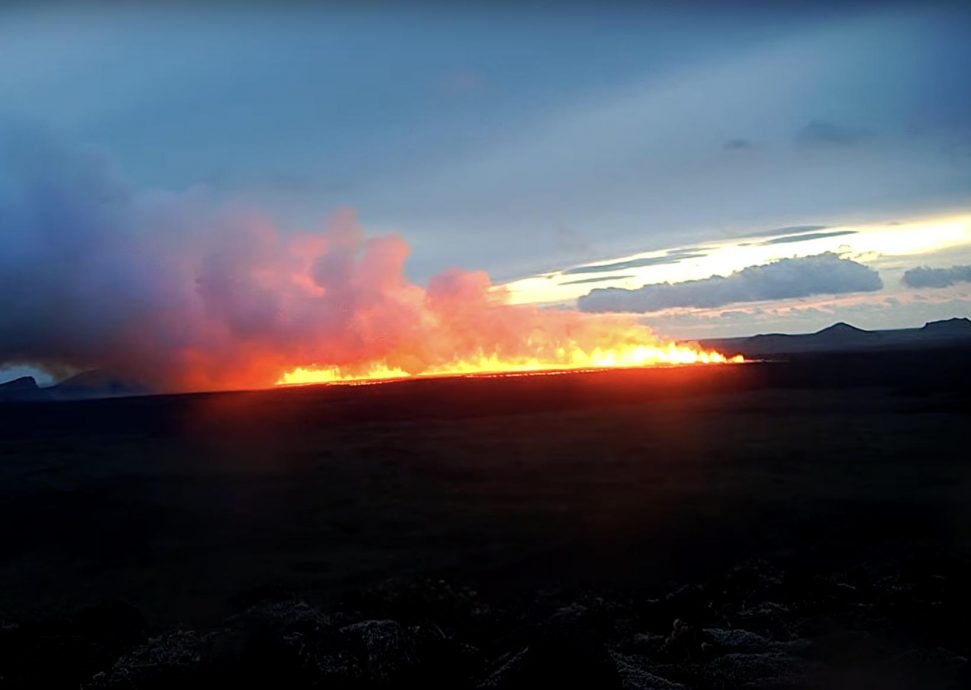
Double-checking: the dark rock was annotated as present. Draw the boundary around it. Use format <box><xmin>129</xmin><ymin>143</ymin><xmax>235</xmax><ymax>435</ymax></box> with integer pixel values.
<box><xmin>709</xmin><ymin>561</ymin><xmax>784</xmax><ymax>606</ymax></box>
<box><xmin>341</xmin><ymin>619</ymin><xmax>419</xmax><ymax>682</ymax></box>
<box><xmin>88</xmin><ymin>626</ymin><xmax>319</xmax><ymax>689</ymax></box>
<box><xmin>87</xmin><ymin>630</ymin><xmax>209</xmax><ymax>689</ymax></box>
<box><xmin>337</xmin><ymin>617</ymin><xmax>474</xmax><ymax>688</ymax></box>
<box><xmin>736</xmin><ymin>602</ymin><xmax>791</xmax><ymax>638</ymax></box>
<box><xmin>637</xmin><ymin>585</ymin><xmax>712</xmax><ymax>633</ymax></box>
<box><xmin>347</xmin><ymin>577</ymin><xmax>500</xmax><ymax>645</ymax></box>
<box><xmin>229</xmin><ymin>599</ymin><xmax>332</xmax><ymax>637</ymax></box>
<box><xmin>626</xmin><ymin>632</ymin><xmax>667</xmax><ymax>655</ymax></box>
<box><xmin>659</xmin><ymin>619</ymin><xmax>705</xmax><ymax>662</ymax></box>
<box><xmin>611</xmin><ymin>652</ymin><xmax>686</xmax><ymax>689</ymax></box>
<box><xmin>704</xmin><ymin>651</ymin><xmax>805</xmax><ymax>688</ymax></box>
<box><xmin>478</xmin><ymin>626</ymin><xmax>622</xmax><ymax>689</ymax></box>
<box><xmin>703</xmin><ymin>627</ymin><xmax>773</xmax><ymax>654</ymax></box>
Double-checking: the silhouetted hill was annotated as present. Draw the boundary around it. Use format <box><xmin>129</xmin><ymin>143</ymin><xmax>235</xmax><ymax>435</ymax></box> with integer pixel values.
<box><xmin>0</xmin><ymin>376</ymin><xmax>46</xmax><ymax>402</ymax></box>
<box><xmin>48</xmin><ymin>370</ymin><xmax>150</xmax><ymax>401</ymax></box>
<box><xmin>0</xmin><ymin>375</ymin><xmax>39</xmax><ymax>392</ymax></box>
<box><xmin>698</xmin><ymin>318</ymin><xmax>971</xmax><ymax>357</ymax></box>
<box><xmin>0</xmin><ymin>370</ymin><xmax>151</xmax><ymax>403</ymax></box>
<box><xmin>921</xmin><ymin>317</ymin><xmax>971</xmax><ymax>335</ymax></box>
<box><xmin>815</xmin><ymin>321</ymin><xmax>870</xmax><ymax>337</ymax></box>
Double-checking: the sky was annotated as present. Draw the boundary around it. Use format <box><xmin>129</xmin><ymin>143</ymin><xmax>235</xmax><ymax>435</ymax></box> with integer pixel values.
<box><xmin>1</xmin><ymin>1</ymin><xmax>971</xmax><ymax>385</ymax></box>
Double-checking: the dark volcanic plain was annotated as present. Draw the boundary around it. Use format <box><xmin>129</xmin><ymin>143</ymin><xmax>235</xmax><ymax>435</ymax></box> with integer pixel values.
<box><xmin>1</xmin><ymin>346</ymin><xmax>970</xmax><ymax>688</ymax></box>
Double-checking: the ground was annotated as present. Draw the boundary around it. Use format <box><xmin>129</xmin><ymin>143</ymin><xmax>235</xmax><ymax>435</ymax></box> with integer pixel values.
<box><xmin>1</xmin><ymin>348</ymin><xmax>969</xmax><ymax>687</ymax></box>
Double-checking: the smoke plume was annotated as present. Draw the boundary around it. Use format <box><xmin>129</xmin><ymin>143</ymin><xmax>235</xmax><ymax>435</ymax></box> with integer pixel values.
<box><xmin>0</xmin><ymin>128</ymin><xmax>690</xmax><ymax>391</ymax></box>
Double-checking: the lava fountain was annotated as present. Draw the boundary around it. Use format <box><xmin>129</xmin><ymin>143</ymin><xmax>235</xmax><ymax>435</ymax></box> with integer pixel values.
<box><xmin>278</xmin><ymin>337</ymin><xmax>739</xmax><ymax>386</ymax></box>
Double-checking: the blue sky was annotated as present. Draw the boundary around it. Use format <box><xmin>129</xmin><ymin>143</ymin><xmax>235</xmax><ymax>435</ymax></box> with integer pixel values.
<box><xmin>2</xmin><ymin>1</ymin><xmax>971</xmax><ymax>384</ymax></box>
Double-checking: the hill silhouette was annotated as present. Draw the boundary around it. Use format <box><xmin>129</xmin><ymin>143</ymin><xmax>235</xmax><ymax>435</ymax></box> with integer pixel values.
<box><xmin>47</xmin><ymin>370</ymin><xmax>150</xmax><ymax>401</ymax></box>
<box><xmin>921</xmin><ymin>317</ymin><xmax>971</xmax><ymax>335</ymax></box>
<box><xmin>699</xmin><ymin>318</ymin><xmax>971</xmax><ymax>357</ymax></box>
<box><xmin>0</xmin><ymin>375</ymin><xmax>39</xmax><ymax>392</ymax></box>
<box><xmin>0</xmin><ymin>370</ymin><xmax>150</xmax><ymax>402</ymax></box>
<box><xmin>0</xmin><ymin>376</ymin><xmax>45</xmax><ymax>402</ymax></box>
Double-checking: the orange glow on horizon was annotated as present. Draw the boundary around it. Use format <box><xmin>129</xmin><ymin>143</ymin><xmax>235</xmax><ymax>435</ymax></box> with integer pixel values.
<box><xmin>277</xmin><ymin>341</ymin><xmax>742</xmax><ymax>386</ymax></box>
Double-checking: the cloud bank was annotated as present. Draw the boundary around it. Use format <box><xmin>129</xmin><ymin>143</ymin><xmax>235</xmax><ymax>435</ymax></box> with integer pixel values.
<box><xmin>578</xmin><ymin>253</ymin><xmax>883</xmax><ymax>313</ymax></box>
<box><xmin>902</xmin><ymin>265</ymin><xmax>971</xmax><ymax>289</ymax></box>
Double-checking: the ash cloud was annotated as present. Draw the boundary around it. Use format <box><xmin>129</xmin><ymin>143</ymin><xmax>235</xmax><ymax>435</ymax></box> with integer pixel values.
<box><xmin>0</xmin><ymin>127</ymin><xmax>677</xmax><ymax>391</ymax></box>
<box><xmin>902</xmin><ymin>265</ymin><xmax>971</xmax><ymax>289</ymax></box>
<box><xmin>578</xmin><ymin>253</ymin><xmax>883</xmax><ymax>313</ymax></box>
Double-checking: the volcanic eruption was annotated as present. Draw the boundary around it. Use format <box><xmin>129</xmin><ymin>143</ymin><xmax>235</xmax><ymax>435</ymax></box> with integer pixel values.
<box><xmin>0</xmin><ymin>133</ymin><xmax>736</xmax><ymax>392</ymax></box>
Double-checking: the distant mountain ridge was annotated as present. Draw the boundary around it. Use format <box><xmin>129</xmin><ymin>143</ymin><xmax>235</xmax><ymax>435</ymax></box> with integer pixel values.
<box><xmin>0</xmin><ymin>370</ymin><xmax>150</xmax><ymax>403</ymax></box>
<box><xmin>698</xmin><ymin>318</ymin><xmax>971</xmax><ymax>357</ymax></box>
<box><xmin>48</xmin><ymin>370</ymin><xmax>150</xmax><ymax>401</ymax></box>
<box><xmin>921</xmin><ymin>317</ymin><xmax>971</xmax><ymax>334</ymax></box>
<box><xmin>0</xmin><ymin>375</ymin><xmax>40</xmax><ymax>392</ymax></box>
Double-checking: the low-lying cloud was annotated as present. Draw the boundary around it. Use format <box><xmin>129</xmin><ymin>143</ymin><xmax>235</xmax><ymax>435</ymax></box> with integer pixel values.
<box><xmin>902</xmin><ymin>265</ymin><xmax>971</xmax><ymax>289</ymax></box>
<box><xmin>578</xmin><ymin>253</ymin><xmax>883</xmax><ymax>313</ymax></box>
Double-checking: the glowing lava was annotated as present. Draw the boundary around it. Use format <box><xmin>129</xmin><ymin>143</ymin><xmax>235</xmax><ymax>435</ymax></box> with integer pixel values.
<box><xmin>278</xmin><ymin>341</ymin><xmax>741</xmax><ymax>386</ymax></box>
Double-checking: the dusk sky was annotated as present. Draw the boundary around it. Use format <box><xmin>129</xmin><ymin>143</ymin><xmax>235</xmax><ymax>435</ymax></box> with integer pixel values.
<box><xmin>2</xmin><ymin>1</ymin><xmax>971</xmax><ymax>385</ymax></box>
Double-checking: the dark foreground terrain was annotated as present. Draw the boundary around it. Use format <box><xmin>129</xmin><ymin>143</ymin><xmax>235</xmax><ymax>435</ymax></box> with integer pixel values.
<box><xmin>1</xmin><ymin>347</ymin><xmax>970</xmax><ymax>688</ymax></box>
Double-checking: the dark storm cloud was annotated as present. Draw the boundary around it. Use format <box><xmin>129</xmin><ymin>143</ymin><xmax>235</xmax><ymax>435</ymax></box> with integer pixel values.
<box><xmin>902</xmin><ymin>265</ymin><xmax>971</xmax><ymax>289</ymax></box>
<box><xmin>795</xmin><ymin>120</ymin><xmax>870</xmax><ymax>147</ymax></box>
<box><xmin>562</xmin><ymin>251</ymin><xmax>707</xmax><ymax>276</ymax></box>
<box><xmin>759</xmin><ymin>230</ymin><xmax>857</xmax><ymax>245</ymax></box>
<box><xmin>578</xmin><ymin>252</ymin><xmax>882</xmax><ymax>313</ymax></box>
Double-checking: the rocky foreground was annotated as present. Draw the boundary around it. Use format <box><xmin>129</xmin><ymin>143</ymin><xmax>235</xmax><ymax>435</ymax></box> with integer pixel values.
<box><xmin>2</xmin><ymin>552</ymin><xmax>969</xmax><ymax>689</ymax></box>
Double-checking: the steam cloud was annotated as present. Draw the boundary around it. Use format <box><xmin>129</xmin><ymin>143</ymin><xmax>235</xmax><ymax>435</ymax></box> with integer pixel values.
<box><xmin>0</xmin><ymin>128</ymin><xmax>677</xmax><ymax>391</ymax></box>
<box><xmin>578</xmin><ymin>252</ymin><xmax>883</xmax><ymax>313</ymax></box>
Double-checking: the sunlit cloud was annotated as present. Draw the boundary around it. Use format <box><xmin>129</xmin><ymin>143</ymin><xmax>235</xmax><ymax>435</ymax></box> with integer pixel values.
<box><xmin>502</xmin><ymin>212</ymin><xmax>971</xmax><ymax>306</ymax></box>
<box><xmin>578</xmin><ymin>253</ymin><xmax>882</xmax><ymax>313</ymax></box>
